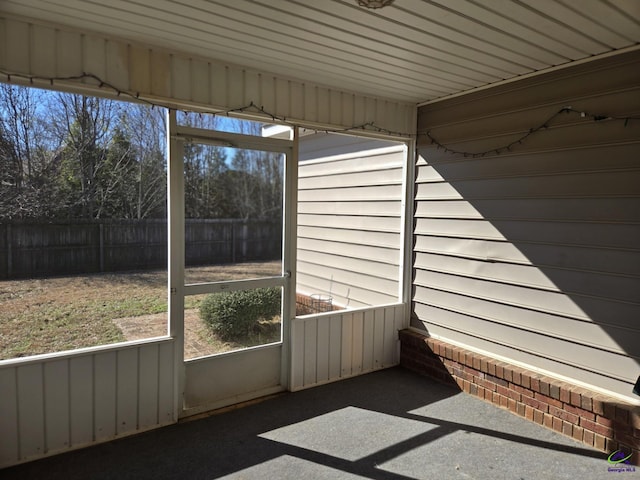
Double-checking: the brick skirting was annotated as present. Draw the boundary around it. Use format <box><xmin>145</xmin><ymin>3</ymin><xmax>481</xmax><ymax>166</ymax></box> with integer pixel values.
<box><xmin>399</xmin><ymin>329</ymin><xmax>640</xmax><ymax>465</ymax></box>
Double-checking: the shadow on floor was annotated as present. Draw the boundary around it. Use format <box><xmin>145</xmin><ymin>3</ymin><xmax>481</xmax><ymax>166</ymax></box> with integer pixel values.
<box><xmin>2</xmin><ymin>367</ymin><xmax>611</xmax><ymax>480</ymax></box>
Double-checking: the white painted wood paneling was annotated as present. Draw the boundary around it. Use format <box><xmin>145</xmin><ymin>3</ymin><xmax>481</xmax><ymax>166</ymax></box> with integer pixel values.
<box><xmin>183</xmin><ymin>344</ymin><xmax>283</xmax><ymax>415</ymax></box>
<box><xmin>16</xmin><ymin>364</ymin><xmax>45</xmax><ymax>461</ymax></box>
<box><xmin>0</xmin><ymin>15</ymin><xmax>415</xmax><ymax>134</ymax></box>
<box><xmin>413</xmin><ymin>50</ymin><xmax>640</xmax><ymax>401</ymax></box>
<box><xmin>0</xmin><ymin>339</ymin><xmax>176</xmax><ymax>468</ymax></box>
<box><xmin>69</xmin><ymin>356</ymin><xmax>93</xmax><ymax>447</ymax></box>
<box><xmin>43</xmin><ymin>360</ymin><xmax>70</xmax><ymax>454</ymax></box>
<box><xmin>94</xmin><ymin>352</ymin><xmax>117</xmax><ymax>442</ymax></box>
<box><xmin>297</xmin><ymin>142</ymin><xmax>405</xmax><ymax>308</ymax></box>
<box><xmin>0</xmin><ymin>368</ymin><xmax>19</xmax><ymax>463</ymax></box>
<box><xmin>291</xmin><ymin>303</ymin><xmax>405</xmax><ymax>391</ymax></box>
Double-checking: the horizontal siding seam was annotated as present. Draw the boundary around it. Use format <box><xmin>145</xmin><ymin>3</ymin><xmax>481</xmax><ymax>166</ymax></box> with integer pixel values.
<box><xmin>297</xmin><ymin>225</ymin><xmax>401</xmax><ymax>234</ymax></box>
<box><xmin>296</xmin><ymin>235</ymin><xmax>400</xmax><ymax>250</ymax></box>
<box><xmin>298</xmin><ymin>260</ymin><xmax>400</xmax><ymax>285</ymax></box>
<box><xmin>420</xmin><ymin>117</ymin><xmax>640</xmax><ymax>147</ymax></box>
<box><xmin>413</xmin><ymin>233</ymin><xmax>640</xmax><ymax>254</ymax></box>
<box><xmin>298</xmin><ymin>166</ymin><xmax>403</xmax><ymax>179</ymax></box>
<box><xmin>416</xmin><ymin>140</ymin><xmax>640</xmax><ymax>161</ymax></box>
<box><xmin>296</xmin><ymin>282</ymin><xmax>396</xmax><ymax>307</ymax></box>
<box><xmin>413</xmin><ymin>319</ymin><xmax>634</xmax><ymax>383</ymax></box>
<box><xmin>297</xmin><ymin>269</ymin><xmax>398</xmax><ymax>290</ymax></box>
<box><xmin>299</xmin><ymin>181</ymin><xmax>404</xmax><ymax>190</ymax></box>
<box><xmin>412</xmin><ymin>282</ymin><xmax>638</xmax><ymax>331</ymax></box>
<box><xmin>414</xmin><ymin>194</ymin><xmax>640</xmax><ymax>201</ymax></box>
<box><xmin>413</xmin><ymin>266</ymin><xmax>640</xmax><ymax>304</ymax></box>
<box><xmin>413</xmin><ymin>248</ymin><xmax>640</xmax><ymax>277</ymax></box>
<box><xmin>412</xmin><ymin>214</ymin><xmax>640</xmax><ymax>225</ymax></box>
<box><xmin>414</xmin><ymin>166</ymin><xmax>640</xmax><ymax>183</ymax></box>
<box><xmin>411</xmin><ymin>232</ymin><xmax>640</xmax><ymax>251</ymax></box>
<box><xmin>297</xmin><ymin>241</ymin><xmax>400</xmax><ymax>253</ymax></box>
<box><xmin>418</xmin><ymin>84</ymin><xmax>640</xmax><ymax>130</ymax></box>
<box><xmin>414</xmin><ymin>301</ymin><xmax>637</xmax><ymax>360</ymax></box>
<box><xmin>297</xmin><ymin>249</ymin><xmax>400</xmax><ymax>267</ymax></box>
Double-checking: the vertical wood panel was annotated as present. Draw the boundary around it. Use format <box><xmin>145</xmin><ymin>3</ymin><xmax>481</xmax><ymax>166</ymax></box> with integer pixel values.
<box><xmin>5</xmin><ymin>19</ymin><xmax>29</xmax><ymax>73</ymax></box>
<box><xmin>69</xmin><ymin>356</ymin><xmax>93</xmax><ymax>446</ymax></box>
<box><xmin>17</xmin><ymin>364</ymin><xmax>45</xmax><ymax>459</ymax></box>
<box><xmin>373</xmin><ymin>308</ymin><xmax>385</xmax><ymax>370</ymax></box>
<box><xmin>303</xmin><ymin>318</ymin><xmax>318</xmax><ymax>386</ymax></box>
<box><xmin>353</xmin><ymin>95</ymin><xmax>366</xmax><ymax>128</ymax></box>
<box><xmin>290</xmin><ymin>82</ymin><xmax>304</xmax><ymax>120</ymax></box>
<box><xmin>275</xmin><ymin>78</ymin><xmax>290</xmax><ymax>118</ymax></box>
<box><xmin>291</xmin><ymin>319</ymin><xmax>305</xmax><ymax>389</ymax></box>
<box><xmin>351</xmin><ymin>311</ymin><xmax>364</xmax><ymax>375</ymax></box>
<box><xmin>0</xmin><ymin>18</ymin><xmax>7</xmax><ymax>70</ymax></box>
<box><xmin>341</xmin><ymin>93</ymin><xmax>355</xmax><ymax>128</ymax></box>
<box><xmin>304</xmin><ymin>85</ymin><xmax>317</xmax><ymax>123</ymax></box>
<box><xmin>105</xmin><ymin>40</ymin><xmax>129</xmax><ymax>89</ymax></box>
<box><xmin>138</xmin><ymin>344</ymin><xmax>159</xmax><ymax>430</ymax></box>
<box><xmin>43</xmin><ymin>360</ymin><xmax>70</xmax><ymax>453</ymax></box>
<box><xmin>129</xmin><ymin>45</ymin><xmax>150</xmax><ymax>95</ymax></box>
<box><xmin>116</xmin><ymin>348</ymin><xmax>138</xmax><ymax>434</ymax></box>
<box><xmin>82</xmin><ymin>35</ymin><xmax>107</xmax><ymax>81</ymax></box>
<box><xmin>150</xmin><ymin>50</ymin><xmax>171</xmax><ymax>98</ymax></box>
<box><xmin>383</xmin><ymin>306</ymin><xmax>397</xmax><ymax>366</ymax></box>
<box><xmin>316</xmin><ymin>316</ymin><xmax>330</xmax><ymax>383</ymax></box>
<box><xmin>171</xmin><ymin>55</ymin><xmax>191</xmax><ymax>101</ymax></box>
<box><xmin>316</xmin><ymin>87</ymin><xmax>330</xmax><ymax>123</ymax></box>
<box><xmin>328</xmin><ymin>314</ymin><xmax>342</xmax><ymax>380</ymax></box>
<box><xmin>228</xmin><ymin>66</ymin><xmax>245</xmax><ymax>107</ymax></box>
<box><xmin>56</xmin><ymin>30</ymin><xmax>82</xmax><ymax>77</ymax></box>
<box><xmin>0</xmin><ymin>367</ymin><xmax>19</xmax><ymax>466</ymax></box>
<box><xmin>244</xmin><ymin>69</ymin><xmax>260</xmax><ymax>106</ymax></box>
<box><xmin>94</xmin><ymin>351</ymin><xmax>117</xmax><ymax>442</ymax></box>
<box><xmin>31</xmin><ymin>25</ymin><xmax>55</xmax><ymax>77</ymax></box>
<box><xmin>210</xmin><ymin>64</ymin><xmax>228</xmax><ymax>107</ymax></box>
<box><xmin>157</xmin><ymin>341</ymin><xmax>175</xmax><ymax>424</ymax></box>
<box><xmin>362</xmin><ymin>309</ymin><xmax>375</xmax><ymax>372</ymax></box>
<box><xmin>260</xmin><ymin>74</ymin><xmax>275</xmax><ymax>113</ymax></box>
<box><xmin>330</xmin><ymin>90</ymin><xmax>342</xmax><ymax>126</ymax></box>
<box><xmin>340</xmin><ymin>312</ymin><xmax>353</xmax><ymax>377</ymax></box>
<box><xmin>191</xmin><ymin>58</ymin><xmax>210</xmax><ymax>104</ymax></box>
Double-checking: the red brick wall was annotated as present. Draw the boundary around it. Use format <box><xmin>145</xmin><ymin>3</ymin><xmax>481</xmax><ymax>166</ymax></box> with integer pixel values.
<box><xmin>400</xmin><ymin>329</ymin><xmax>640</xmax><ymax>465</ymax></box>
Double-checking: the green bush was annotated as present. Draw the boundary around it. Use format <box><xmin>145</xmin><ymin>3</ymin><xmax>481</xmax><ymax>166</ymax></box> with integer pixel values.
<box><xmin>200</xmin><ymin>287</ymin><xmax>281</xmax><ymax>340</ymax></box>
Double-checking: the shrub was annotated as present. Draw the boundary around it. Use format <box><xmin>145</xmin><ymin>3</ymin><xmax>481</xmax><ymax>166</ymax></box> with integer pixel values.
<box><xmin>200</xmin><ymin>287</ymin><xmax>281</xmax><ymax>340</ymax></box>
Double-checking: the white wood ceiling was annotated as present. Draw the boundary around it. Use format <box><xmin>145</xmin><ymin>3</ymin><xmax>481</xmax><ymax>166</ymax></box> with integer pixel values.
<box><xmin>2</xmin><ymin>0</ymin><xmax>639</xmax><ymax>104</ymax></box>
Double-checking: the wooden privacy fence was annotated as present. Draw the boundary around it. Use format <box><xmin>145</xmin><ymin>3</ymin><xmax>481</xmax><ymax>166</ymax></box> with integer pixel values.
<box><xmin>0</xmin><ymin>219</ymin><xmax>281</xmax><ymax>279</ymax></box>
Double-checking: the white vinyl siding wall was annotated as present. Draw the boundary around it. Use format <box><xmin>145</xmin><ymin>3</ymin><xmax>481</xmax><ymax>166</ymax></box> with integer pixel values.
<box><xmin>297</xmin><ymin>145</ymin><xmax>405</xmax><ymax>308</ymax></box>
<box><xmin>413</xmin><ymin>50</ymin><xmax>640</xmax><ymax>401</ymax></box>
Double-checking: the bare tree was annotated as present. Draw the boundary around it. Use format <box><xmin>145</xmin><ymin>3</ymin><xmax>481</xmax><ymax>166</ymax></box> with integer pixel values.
<box><xmin>119</xmin><ymin>105</ymin><xmax>167</xmax><ymax>218</ymax></box>
<box><xmin>0</xmin><ymin>84</ymin><xmax>61</xmax><ymax>219</ymax></box>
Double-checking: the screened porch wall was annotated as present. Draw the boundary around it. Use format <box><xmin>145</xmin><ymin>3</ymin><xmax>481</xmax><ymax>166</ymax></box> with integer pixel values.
<box><xmin>412</xmin><ymin>50</ymin><xmax>640</xmax><ymax>401</ymax></box>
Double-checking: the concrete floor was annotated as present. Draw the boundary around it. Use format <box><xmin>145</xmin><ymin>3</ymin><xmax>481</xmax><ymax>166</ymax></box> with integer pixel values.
<box><xmin>1</xmin><ymin>367</ymin><xmax>616</xmax><ymax>480</ymax></box>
